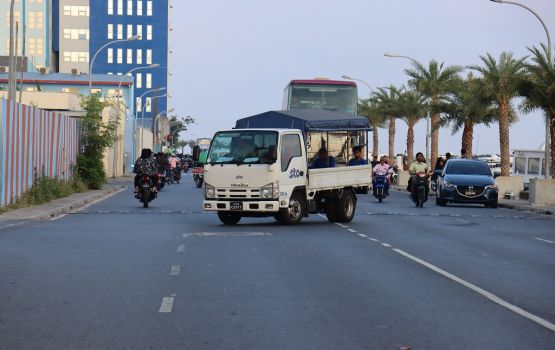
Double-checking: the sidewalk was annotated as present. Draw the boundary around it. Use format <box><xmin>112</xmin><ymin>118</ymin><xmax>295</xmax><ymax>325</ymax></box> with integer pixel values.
<box><xmin>390</xmin><ymin>185</ymin><xmax>554</xmax><ymax>216</ymax></box>
<box><xmin>0</xmin><ymin>177</ymin><xmax>130</xmax><ymax>221</ymax></box>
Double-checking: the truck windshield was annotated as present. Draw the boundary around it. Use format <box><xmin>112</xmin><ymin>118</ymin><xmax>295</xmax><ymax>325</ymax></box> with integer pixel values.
<box><xmin>207</xmin><ymin>131</ymin><xmax>278</xmax><ymax>165</ymax></box>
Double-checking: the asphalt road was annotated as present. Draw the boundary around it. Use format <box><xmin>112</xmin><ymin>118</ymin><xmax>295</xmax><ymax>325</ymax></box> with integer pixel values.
<box><xmin>1</xmin><ymin>173</ymin><xmax>554</xmax><ymax>349</ymax></box>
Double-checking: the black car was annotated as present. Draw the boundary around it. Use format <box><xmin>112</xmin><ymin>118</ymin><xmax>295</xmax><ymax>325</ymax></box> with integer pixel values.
<box><xmin>436</xmin><ymin>159</ymin><xmax>498</xmax><ymax>208</ymax></box>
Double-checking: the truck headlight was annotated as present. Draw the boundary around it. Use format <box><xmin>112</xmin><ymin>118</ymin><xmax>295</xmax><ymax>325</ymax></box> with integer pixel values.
<box><xmin>205</xmin><ymin>184</ymin><xmax>215</xmax><ymax>198</ymax></box>
<box><xmin>261</xmin><ymin>181</ymin><xmax>279</xmax><ymax>199</ymax></box>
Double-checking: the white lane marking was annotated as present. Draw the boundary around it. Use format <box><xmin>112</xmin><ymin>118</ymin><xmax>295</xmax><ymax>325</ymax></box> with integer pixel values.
<box><xmin>183</xmin><ymin>232</ymin><xmax>271</xmax><ymax>237</ymax></box>
<box><xmin>534</xmin><ymin>237</ymin><xmax>555</xmax><ymax>244</ymax></box>
<box><xmin>392</xmin><ymin>248</ymin><xmax>555</xmax><ymax>333</ymax></box>
<box><xmin>159</xmin><ymin>296</ymin><xmax>175</xmax><ymax>313</ymax></box>
<box><xmin>336</xmin><ymin>223</ymin><xmax>349</xmax><ymax>228</ymax></box>
<box><xmin>170</xmin><ymin>266</ymin><xmax>181</xmax><ymax>276</ymax></box>
<box><xmin>368</xmin><ymin>238</ymin><xmax>379</xmax><ymax>242</ymax></box>
<box><xmin>0</xmin><ymin>222</ymin><xmax>25</xmax><ymax>231</ymax></box>
<box><xmin>348</xmin><ymin>229</ymin><xmax>357</xmax><ymax>233</ymax></box>
<box><xmin>177</xmin><ymin>245</ymin><xmax>186</xmax><ymax>252</ymax></box>
<box><xmin>72</xmin><ymin>187</ymin><xmax>126</xmax><ymax>213</ymax></box>
<box><xmin>358</xmin><ymin>233</ymin><xmax>368</xmax><ymax>238</ymax></box>
<box><xmin>381</xmin><ymin>243</ymin><xmax>392</xmax><ymax>247</ymax></box>
<box><xmin>457</xmin><ymin>219</ymin><xmax>470</xmax><ymax>224</ymax></box>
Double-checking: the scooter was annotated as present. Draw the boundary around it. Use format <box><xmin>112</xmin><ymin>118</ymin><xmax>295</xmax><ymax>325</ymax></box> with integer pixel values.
<box><xmin>373</xmin><ymin>173</ymin><xmax>388</xmax><ymax>203</ymax></box>
<box><xmin>136</xmin><ymin>174</ymin><xmax>157</xmax><ymax>208</ymax></box>
<box><xmin>412</xmin><ymin>173</ymin><xmax>429</xmax><ymax>208</ymax></box>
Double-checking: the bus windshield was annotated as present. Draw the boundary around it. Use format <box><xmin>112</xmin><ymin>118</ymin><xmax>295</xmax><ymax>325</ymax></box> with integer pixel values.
<box><xmin>207</xmin><ymin>131</ymin><xmax>278</xmax><ymax>165</ymax></box>
<box><xmin>285</xmin><ymin>82</ymin><xmax>357</xmax><ymax>114</ymax></box>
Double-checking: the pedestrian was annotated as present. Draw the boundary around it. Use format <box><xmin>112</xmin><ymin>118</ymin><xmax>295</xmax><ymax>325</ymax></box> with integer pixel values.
<box><xmin>431</xmin><ymin>157</ymin><xmax>445</xmax><ymax>182</ymax></box>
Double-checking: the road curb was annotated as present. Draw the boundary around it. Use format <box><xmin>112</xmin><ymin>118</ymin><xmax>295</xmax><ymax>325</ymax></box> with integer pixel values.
<box><xmin>497</xmin><ymin>202</ymin><xmax>553</xmax><ymax>216</ymax></box>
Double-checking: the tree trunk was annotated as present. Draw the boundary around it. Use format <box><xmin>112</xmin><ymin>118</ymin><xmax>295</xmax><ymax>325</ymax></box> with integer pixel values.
<box><xmin>461</xmin><ymin>120</ymin><xmax>474</xmax><ymax>159</ymax></box>
<box><xmin>388</xmin><ymin>116</ymin><xmax>395</xmax><ymax>161</ymax></box>
<box><xmin>431</xmin><ymin>112</ymin><xmax>439</xmax><ymax>170</ymax></box>
<box><xmin>373</xmin><ymin>128</ymin><xmax>379</xmax><ymax>160</ymax></box>
<box><xmin>499</xmin><ymin>101</ymin><xmax>511</xmax><ymax>176</ymax></box>
<box><xmin>406</xmin><ymin>121</ymin><xmax>415</xmax><ymax>167</ymax></box>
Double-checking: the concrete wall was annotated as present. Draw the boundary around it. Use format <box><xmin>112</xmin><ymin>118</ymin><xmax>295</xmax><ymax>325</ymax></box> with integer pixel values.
<box><xmin>0</xmin><ymin>90</ymin><xmax>80</xmax><ymax>110</ymax></box>
<box><xmin>529</xmin><ymin>179</ymin><xmax>555</xmax><ymax>206</ymax></box>
<box><xmin>496</xmin><ymin>176</ymin><xmax>524</xmax><ymax>199</ymax></box>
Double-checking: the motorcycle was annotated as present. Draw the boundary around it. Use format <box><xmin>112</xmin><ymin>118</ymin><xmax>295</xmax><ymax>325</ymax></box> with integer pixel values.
<box><xmin>136</xmin><ymin>174</ymin><xmax>157</xmax><ymax>208</ymax></box>
<box><xmin>182</xmin><ymin>161</ymin><xmax>189</xmax><ymax>173</ymax></box>
<box><xmin>412</xmin><ymin>173</ymin><xmax>429</xmax><ymax>208</ymax></box>
<box><xmin>156</xmin><ymin>171</ymin><xmax>166</xmax><ymax>191</ymax></box>
<box><xmin>172</xmin><ymin>166</ymin><xmax>181</xmax><ymax>184</ymax></box>
<box><xmin>373</xmin><ymin>173</ymin><xmax>388</xmax><ymax>203</ymax></box>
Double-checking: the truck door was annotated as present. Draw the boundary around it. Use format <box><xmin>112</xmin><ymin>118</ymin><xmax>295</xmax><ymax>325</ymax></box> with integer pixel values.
<box><xmin>279</xmin><ymin>133</ymin><xmax>307</xmax><ymax>197</ymax></box>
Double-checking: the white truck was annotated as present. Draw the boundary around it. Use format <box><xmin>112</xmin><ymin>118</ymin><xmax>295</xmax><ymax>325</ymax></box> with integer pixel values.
<box><xmin>198</xmin><ymin>110</ymin><xmax>372</xmax><ymax>225</ymax></box>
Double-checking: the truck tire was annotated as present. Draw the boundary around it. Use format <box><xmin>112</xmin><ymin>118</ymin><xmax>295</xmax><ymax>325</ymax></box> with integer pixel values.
<box><xmin>217</xmin><ymin>211</ymin><xmax>241</xmax><ymax>225</ymax></box>
<box><xmin>336</xmin><ymin>190</ymin><xmax>356</xmax><ymax>223</ymax></box>
<box><xmin>325</xmin><ymin>199</ymin><xmax>338</xmax><ymax>222</ymax></box>
<box><xmin>277</xmin><ymin>192</ymin><xmax>305</xmax><ymax>225</ymax></box>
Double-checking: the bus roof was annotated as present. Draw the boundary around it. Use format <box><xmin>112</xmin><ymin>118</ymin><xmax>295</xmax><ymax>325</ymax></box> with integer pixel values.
<box><xmin>288</xmin><ymin>79</ymin><xmax>357</xmax><ymax>87</ymax></box>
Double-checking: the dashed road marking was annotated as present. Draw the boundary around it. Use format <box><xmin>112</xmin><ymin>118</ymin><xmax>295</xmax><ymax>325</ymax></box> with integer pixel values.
<box><xmin>348</xmin><ymin>229</ymin><xmax>357</xmax><ymax>233</ymax></box>
<box><xmin>177</xmin><ymin>245</ymin><xmax>186</xmax><ymax>252</ymax></box>
<box><xmin>336</xmin><ymin>223</ymin><xmax>349</xmax><ymax>228</ymax></box>
<box><xmin>392</xmin><ymin>248</ymin><xmax>555</xmax><ymax>333</ymax></box>
<box><xmin>534</xmin><ymin>237</ymin><xmax>555</xmax><ymax>244</ymax></box>
<box><xmin>170</xmin><ymin>266</ymin><xmax>181</xmax><ymax>276</ymax></box>
<box><xmin>358</xmin><ymin>233</ymin><xmax>368</xmax><ymax>238</ymax></box>
<box><xmin>159</xmin><ymin>296</ymin><xmax>175</xmax><ymax>313</ymax></box>
<box><xmin>456</xmin><ymin>219</ymin><xmax>470</xmax><ymax>224</ymax></box>
<box><xmin>368</xmin><ymin>238</ymin><xmax>379</xmax><ymax>242</ymax></box>
<box><xmin>381</xmin><ymin>243</ymin><xmax>392</xmax><ymax>248</ymax></box>
<box><xmin>183</xmin><ymin>232</ymin><xmax>272</xmax><ymax>237</ymax></box>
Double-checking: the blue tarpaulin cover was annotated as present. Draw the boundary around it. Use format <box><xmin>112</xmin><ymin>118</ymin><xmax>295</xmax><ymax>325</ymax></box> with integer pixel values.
<box><xmin>234</xmin><ymin>110</ymin><xmax>371</xmax><ymax>132</ymax></box>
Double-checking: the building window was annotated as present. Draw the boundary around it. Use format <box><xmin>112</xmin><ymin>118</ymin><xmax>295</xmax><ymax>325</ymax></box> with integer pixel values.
<box><xmin>528</xmin><ymin>158</ymin><xmax>540</xmax><ymax>175</ymax></box>
<box><xmin>108</xmin><ymin>0</ymin><xmax>113</xmax><ymax>15</ymax></box>
<box><xmin>136</xmin><ymin>25</ymin><xmax>143</xmax><ymax>40</ymax></box>
<box><xmin>28</xmin><ymin>38</ymin><xmax>43</xmax><ymax>55</ymax></box>
<box><xmin>136</xmin><ymin>97</ymin><xmax>141</xmax><ymax>112</ymax></box>
<box><xmin>78</xmin><ymin>52</ymin><xmax>89</xmax><ymax>62</ymax></box>
<box><xmin>137</xmin><ymin>0</ymin><xmax>143</xmax><ymax>16</ymax></box>
<box><xmin>107</xmin><ymin>24</ymin><xmax>113</xmax><ymax>39</ymax></box>
<box><xmin>117</xmin><ymin>24</ymin><xmax>123</xmax><ymax>39</ymax></box>
<box><xmin>117</xmin><ymin>0</ymin><xmax>123</xmax><ymax>15</ymax></box>
<box><xmin>6</xmin><ymin>11</ymin><xmax>21</xmax><ymax>27</ymax></box>
<box><xmin>64</xmin><ymin>29</ymin><xmax>90</xmax><ymax>40</ymax></box>
<box><xmin>117</xmin><ymin>48</ymin><xmax>123</xmax><ymax>64</ymax></box>
<box><xmin>127</xmin><ymin>49</ymin><xmax>133</xmax><ymax>64</ymax></box>
<box><xmin>146</xmin><ymin>73</ymin><xmax>152</xmax><ymax>88</ymax></box>
<box><xmin>107</xmin><ymin>48</ymin><xmax>114</xmax><ymax>63</ymax></box>
<box><xmin>146</xmin><ymin>25</ymin><xmax>152</xmax><ymax>40</ymax></box>
<box><xmin>127</xmin><ymin>24</ymin><xmax>133</xmax><ymax>39</ymax></box>
<box><xmin>63</xmin><ymin>51</ymin><xmax>89</xmax><ymax>62</ymax></box>
<box><xmin>136</xmin><ymin>73</ymin><xmax>142</xmax><ymax>88</ymax></box>
<box><xmin>146</xmin><ymin>49</ymin><xmax>152</xmax><ymax>64</ymax></box>
<box><xmin>146</xmin><ymin>97</ymin><xmax>152</xmax><ymax>112</ymax></box>
<box><xmin>91</xmin><ymin>88</ymin><xmax>102</xmax><ymax>95</ymax></box>
<box><xmin>5</xmin><ymin>37</ymin><xmax>22</xmax><ymax>55</ymax></box>
<box><xmin>146</xmin><ymin>1</ymin><xmax>152</xmax><ymax>16</ymax></box>
<box><xmin>136</xmin><ymin>49</ymin><xmax>142</xmax><ymax>64</ymax></box>
<box><xmin>63</xmin><ymin>6</ymin><xmax>89</xmax><ymax>17</ymax></box>
<box><xmin>127</xmin><ymin>0</ymin><xmax>133</xmax><ymax>15</ymax></box>
<box><xmin>28</xmin><ymin>12</ymin><xmax>43</xmax><ymax>29</ymax></box>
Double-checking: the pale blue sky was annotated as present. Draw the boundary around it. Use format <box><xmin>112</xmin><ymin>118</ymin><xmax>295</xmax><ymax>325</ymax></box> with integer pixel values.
<box><xmin>169</xmin><ymin>0</ymin><xmax>554</xmax><ymax>155</ymax></box>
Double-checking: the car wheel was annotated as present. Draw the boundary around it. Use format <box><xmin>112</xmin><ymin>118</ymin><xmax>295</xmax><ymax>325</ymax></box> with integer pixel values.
<box><xmin>278</xmin><ymin>192</ymin><xmax>305</xmax><ymax>225</ymax></box>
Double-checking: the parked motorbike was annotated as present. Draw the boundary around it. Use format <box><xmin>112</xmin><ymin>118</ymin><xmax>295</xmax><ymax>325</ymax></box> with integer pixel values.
<box><xmin>373</xmin><ymin>173</ymin><xmax>388</xmax><ymax>203</ymax></box>
<box><xmin>136</xmin><ymin>174</ymin><xmax>157</xmax><ymax>208</ymax></box>
<box><xmin>412</xmin><ymin>173</ymin><xmax>429</xmax><ymax>208</ymax></box>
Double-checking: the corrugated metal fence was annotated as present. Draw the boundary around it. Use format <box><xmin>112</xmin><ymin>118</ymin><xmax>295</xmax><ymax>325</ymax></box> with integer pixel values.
<box><xmin>0</xmin><ymin>99</ymin><xmax>79</xmax><ymax>207</ymax></box>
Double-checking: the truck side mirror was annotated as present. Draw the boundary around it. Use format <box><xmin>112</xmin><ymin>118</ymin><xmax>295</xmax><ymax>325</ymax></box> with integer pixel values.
<box><xmin>192</xmin><ymin>145</ymin><xmax>200</xmax><ymax>161</ymax></box>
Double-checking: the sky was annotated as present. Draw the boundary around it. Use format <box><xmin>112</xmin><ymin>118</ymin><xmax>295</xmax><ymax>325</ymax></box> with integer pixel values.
<box><xmin>168</xmin><ymin>0</ymin><xmax>554</xmax><ymax>156</ymax></box>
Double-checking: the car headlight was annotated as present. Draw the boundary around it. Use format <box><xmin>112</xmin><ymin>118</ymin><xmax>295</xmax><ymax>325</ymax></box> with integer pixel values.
<box><xmin>261</xmin><ymin>181</ymin><xmax>279</xmax><ymax>199</ymax></box>
<box><xmin>486</xmin><ymin>183</ymin><xmax>498</xmax><ymax>190</ymax></box>
<box><xmin>443</xmin><ymin>180</ymin><xmax>456</xmax><ymax>189</ymax></box>
<box><xmin>204</xmin><ymin>183</ymin><xmax>215</xmax><ymax>198</ymax></box>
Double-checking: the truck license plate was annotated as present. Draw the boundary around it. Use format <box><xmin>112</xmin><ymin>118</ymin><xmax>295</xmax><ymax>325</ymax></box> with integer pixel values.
<box><xmin>230</xmin><ymin>201</ymin><xmax>243</xmax><ymax>211</ymax></box>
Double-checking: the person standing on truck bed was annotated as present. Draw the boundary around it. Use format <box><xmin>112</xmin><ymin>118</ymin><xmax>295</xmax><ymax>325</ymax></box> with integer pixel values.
<box><xmin>348</xmin><ymin>146</ymin><xmax>368</xmax><ymax>166</ymax></box>
<box><xmin>310</xmin><ymin>147</ymin><xmax>336</xmax><ymax>169</ymax></box>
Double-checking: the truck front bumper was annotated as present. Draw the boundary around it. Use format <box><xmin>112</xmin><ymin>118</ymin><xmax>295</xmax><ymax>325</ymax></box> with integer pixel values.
<box><xmin>203</xmin><ymin>200</ymin><xmax>280</xmax><ymax>212</ymax></box>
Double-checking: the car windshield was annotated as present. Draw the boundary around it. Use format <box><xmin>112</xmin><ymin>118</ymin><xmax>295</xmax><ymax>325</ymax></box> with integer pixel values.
<box><xmin>445</xmin><ymin>161</ymin><xmax>492</xmax><ymax>176</ymax></box>
<box><xmin>207</xmin><ymin>131</ymin><xmax>278</xmax><ymax>165</ymax></box>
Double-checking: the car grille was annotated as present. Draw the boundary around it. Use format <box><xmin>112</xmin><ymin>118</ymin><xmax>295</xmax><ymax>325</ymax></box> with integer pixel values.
<box><xmin>456</xmin><ymin>186</ymin><xmax>486</xmax><ymax>198</ymax></box>
<box><xmin>216</xmin><ymin>188</ymin><xmax>260</xmax><ymax>200</ymax></box>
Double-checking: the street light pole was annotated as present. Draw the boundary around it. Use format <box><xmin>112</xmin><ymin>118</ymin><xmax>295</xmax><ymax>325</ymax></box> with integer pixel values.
<box><xmin>489</xmin><ymin>0</ymin><xmax>552</xmax><ymax>178</ymax></box>
<box><xmin>7</xmin><ymin>0</ymin><xmax>16</xmax><ymax>101</ymax></box>
<box><xmin>140</xmin><ymin>93</ymin><xmax>167</xmax><ymax>150</ymax></box>
<box><xmin>342</xmin><ymin>75</ymin><xmax>373</xmax><ymax>160</ymax></box>
<box><xmin>152</xmin><ymin>108</ymin><xmax>175</xmax><ymax>144</ymax></box>
<box><xmin>133</xmin><ymin>87</ymin><xmax>166</xmax><ymax>162</ymax></box>
<box><xmin>384</xmin><ymin>52</ymin><xmax>432</xmax><ymax>166</ymax></box>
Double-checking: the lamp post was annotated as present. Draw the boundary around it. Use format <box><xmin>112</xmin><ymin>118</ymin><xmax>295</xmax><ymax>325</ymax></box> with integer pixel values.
<box><xmin>140</xmin><ymin>93</ymin><xmax>167</xmax><ymax>150</ymax></box>
<box><xmin>153</xmin><ymin>108</ymin><xmax>175</xmax><ymax>145</ymax></box>
<box><xmin>384</xmin><ymin>52</ymin><xmax>432</xmax><ymax>166</ymax></box>
<box><xmin>133</xmin><ymin>87</ymin><xmax>166</xmax><ymax>161</ymax></box>
<box><xmin>88</xmin><ymin>34</ymin><xmax>141</xmax><ymax>93</ymax></box>
<box><xmin>341</xmin><ymin>75</ymin><xmax>373</xmax><ymax>92</ymax></box>
<box><xmin>489</xmin><ymin>0</ymin><xmax>552</xmax><ymax>178</ymax></box>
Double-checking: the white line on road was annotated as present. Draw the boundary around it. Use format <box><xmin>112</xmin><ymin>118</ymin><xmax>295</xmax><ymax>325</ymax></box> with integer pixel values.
<box><xmin>177</xmin><ymin>245</ymin><xmax>186</xmax><ymax>252</ymax></box>
<box><xmin>170</xmin><ymin>266</ymin><xmax>181</xmax><ymax>276</ymax></box>
<box><xmin>317</xmin><ymin>214</ymin><xmax>327</xmax><ymax>219</ymax></box>
<box><xmin>72</xmin><ymin>187</ymin><xmax>126</xmax><ymax>214</ymax></box>
<box><xmin>392</xmin><ymin>248</ymin><xmax>555</xmax><ymax>333</ymax></box>
<box><xmin>368</xmin><ymin>238</ymin><xmax>380</xmax><ymax>242</ymax></box>
<box><xmin>336</xmin><ymin>223</ymin><xmax>349</xmax><ymax>228</ymax></box>
<box><xmin>358</xmin><ymin>233</ymin><xmax>368</xmax><ymax>238</ymax></box>
<box><xmin>183</xmin><ymin>232</ymin><xmax>271</xmax><ymax>237</ymax></box>
<box><xmin>159</xmin><ymin>296</ymin><xmax>175</xmax><ymax>313</ymax></box>
<box><xmin>381</xmin><ymin>243</ymin><xmax>392</xmax><ymax>247</ymax></box>
<box><xmin>534</xmin><ymin>237</ymin><xmax>555</xmax><ymax>244</ymax></box>
<box><xmin>457</xmin><ymin>219</ymin><xmax>470</xmax><ymax>224</ymax></box>
<box><xmin>348</xmin><ymin>229</ymin><xmax>357</xmax><ymax>233</ymax></box>
<box><xmin>0</xmin><ymin>222</ymin><xmax>25</xmax><ymax>231</ymax></box>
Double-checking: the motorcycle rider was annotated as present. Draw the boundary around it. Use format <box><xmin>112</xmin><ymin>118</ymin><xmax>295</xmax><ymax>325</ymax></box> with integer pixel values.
<box><xmin>348</xmin><ymin>146</ymin><xmax>368</xmax><ymax>166</ymax></box>
<box><xmin>167</xmin><ymin>153</ymin><xmax>179</xmax><ymax>181</ymax></box>
<box><xmin>408</xmin><ymin>152</ymin><xmax>429</xmax><ymax>199</ymax></box>
<box><xmin>372</xmin><ymin>156</ymin><xmax>393</xmax><ymax>196</ymax></box>
<box><xmin>133</xmin><ymin>148</ymin><xmax>158</xmax><ymax>195</ymax></box>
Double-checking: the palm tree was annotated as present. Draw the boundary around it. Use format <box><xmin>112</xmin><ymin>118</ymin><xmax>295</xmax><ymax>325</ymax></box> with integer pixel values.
<box><xmin>372</xmin><ymin>85</ymin><xmax>403</xmax><ymax>161</ymax></box>
<box><xmin>519</xmin><ymin>44</ymin><xmax>555</xmax><ymax>178</ymax></box>
<box><xmin>405</xmin><ymin>60</ymin><xmax>463</xmax><ymax>168</ymax></box>
<box><xmin>358</xmin><ymin>99</ymin><xmax>387</xmax><ymax>158</ymax></box>
<box><xmin>470</xmin><ymin>52</ymin><xmax>527</xmax><ymax>176</ymax></box>
<box><xmin>439</xmin><ymin>74</ymin><xmax>496</xmax><ymax>159</ymax></box>
<box><xmin>397</xmin><ymin>89</ymin><xmax>428</xmax><ymax>167</ymax></box>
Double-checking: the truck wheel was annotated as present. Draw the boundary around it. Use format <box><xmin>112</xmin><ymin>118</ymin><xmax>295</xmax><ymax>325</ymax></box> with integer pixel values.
<box><xmin>217</xmin><ymin>211</ymin><xmax>241</xmax><ymax>225</ymax></box>
<box><xmin>325</xmin><ymin>200</ymin><xmax>338</xmax><ymax>222</ymax></box>
<box><xmin>278</xmin><ymin>192</ymin><xmax>305</xmax><ymax>225</ymax></box>
<box><xmin>336</xmin><ymin>190</ymin><xmax>356</xmax><ymax>223</ymax></box>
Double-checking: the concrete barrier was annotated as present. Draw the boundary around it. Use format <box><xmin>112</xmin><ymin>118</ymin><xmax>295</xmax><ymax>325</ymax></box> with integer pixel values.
<box><xmin>529</xmin><ymin>179</ymin><xmax>555</xmax><ymax>206</ymax></box>
<box><xmin>496</xmin><ymin>176</ymin><xmax>523</xmax><ymax>199</ymax></box>
<box><xmin>398</xmin><ymin>170</ymin><xmax>410</xmax><ymax>187</ymax></box>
